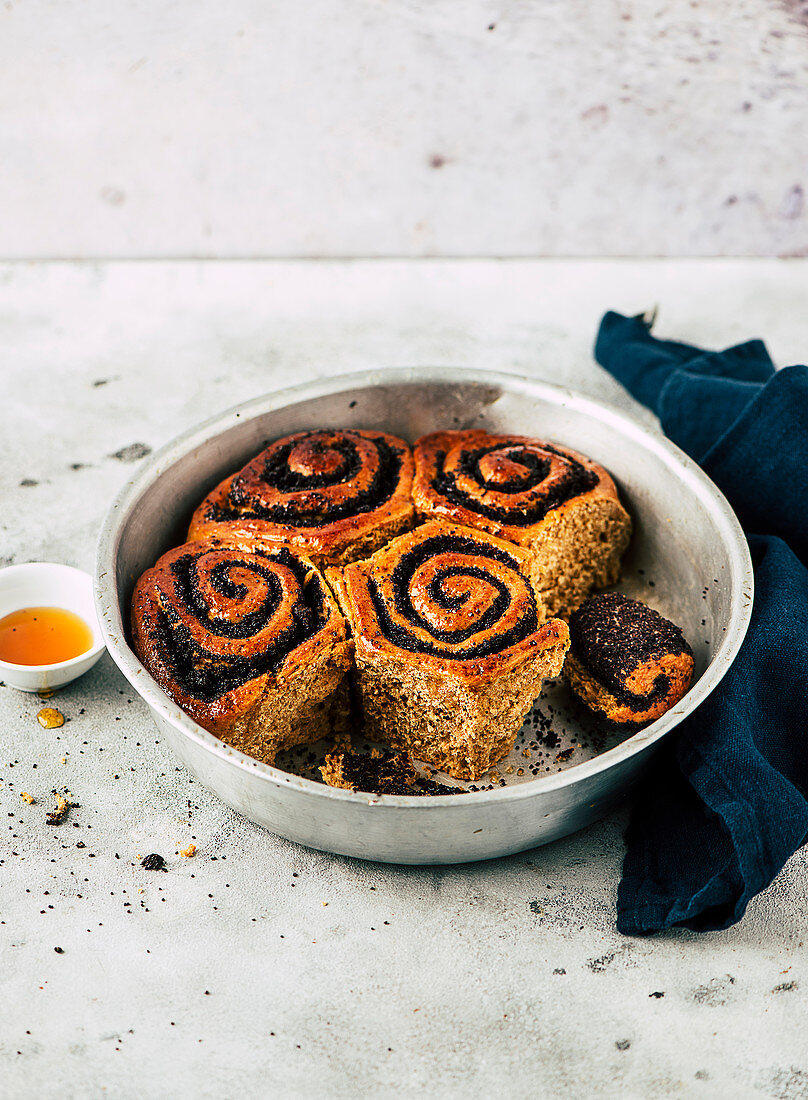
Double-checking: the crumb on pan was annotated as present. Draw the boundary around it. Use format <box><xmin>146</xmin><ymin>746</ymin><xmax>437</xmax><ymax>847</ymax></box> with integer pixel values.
<box><xmin>320</xmin><ymin>747</ymin><xmax>461</xmax><ymax>797</ymax></box>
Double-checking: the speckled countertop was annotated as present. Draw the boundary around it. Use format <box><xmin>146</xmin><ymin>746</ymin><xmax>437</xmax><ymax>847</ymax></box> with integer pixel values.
<box><xmin>1</xmin><ymin>260</ymin><xmax>807</xmax><ymax>1099</ymax></box>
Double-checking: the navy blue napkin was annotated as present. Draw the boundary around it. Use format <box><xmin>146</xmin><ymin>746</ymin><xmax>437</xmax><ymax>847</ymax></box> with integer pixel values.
<box><xmin>594</xmin><ymin>310</ymin><xmax>808</xmax><ymax>934</ymax></box>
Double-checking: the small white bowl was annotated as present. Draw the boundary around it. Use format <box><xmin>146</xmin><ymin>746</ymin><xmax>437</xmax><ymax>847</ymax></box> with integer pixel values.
<box><xmin>0</xmin><ymin>563</ymin><xmax>106</xmax><ymax>692</ymax></box>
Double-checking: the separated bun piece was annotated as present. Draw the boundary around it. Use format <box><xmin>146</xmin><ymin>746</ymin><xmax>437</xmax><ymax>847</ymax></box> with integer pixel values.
<box><xmin>565</xmin><ymin>592</ymin><xmax>695</xmax><ymax>727</ymax></box>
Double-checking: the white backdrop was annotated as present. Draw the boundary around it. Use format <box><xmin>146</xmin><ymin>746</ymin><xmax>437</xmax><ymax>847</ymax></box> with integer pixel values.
<box><xmin>1</xmin><ymin>0</ymin><xmax>807</xmax><ymax>258</ymax></box>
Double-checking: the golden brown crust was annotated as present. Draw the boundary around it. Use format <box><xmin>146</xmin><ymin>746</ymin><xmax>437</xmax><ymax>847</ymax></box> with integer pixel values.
<box><xmin>413</xmin><ymin>430</ymin><xmax>621</xmax><ymax>540</ymax></box>
<box><xmin>188</xmin><ymin>429</ymin><xmax>415</xmax><ymax>567</ymax></box>
<box><xmin>130</xmin><ymin>538</ymin><xmax>352</xmax><ymax>755</ymax></box>
<box><xmin>565</xmin><ymin>650</ymin><xmax>694</xmax><ymax>726</ymax></box>
<box><xmin>327</xmin><ymin>521</ymin><xmax>570</xmax><ymax>780</ymax></box>
<box><xmin>327</xmin><ymin>521</ymin><xmax>567</xmax><ymax>684</ymax></box>
<box><xmin>564</xmin><ymin>593</ymin><xmax>695</xmax><ymax>726</ymax></box>
<box><xmin>412</xmin><ymin>430</ymin><xmax>632</xmax><ymax>617</ymax></box>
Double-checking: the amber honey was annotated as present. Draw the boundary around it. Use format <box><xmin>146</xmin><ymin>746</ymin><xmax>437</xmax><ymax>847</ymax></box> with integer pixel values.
<box><xmin>0</xmin><ymin>606</ymin><xmax>94</xmax><ymax>665</ymax></box>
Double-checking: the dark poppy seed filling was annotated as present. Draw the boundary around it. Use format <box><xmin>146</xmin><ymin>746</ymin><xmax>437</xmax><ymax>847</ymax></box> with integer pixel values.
<box><xmin>211</xmin><ymin>432</ymin><xmax>404</xmax><ymax>527</ymax></box>
<box><xmin>471</xmin><ymin>448</ymin><xmax>551</xmax><ymax>493</ymax></box>
<box><xmin>432</xmin><ymin>441</ymin><xmax>599</xmax><ymax>526</ymax></box>
<box><xmin>327</xmin><ymin>749</ymin><xmax>461</xmax><ymax>796</ymax></box>
<box><xmin>569</xmin><ymin>592</ymin><xmax>692</xmax><ymax>707</ymax></box>
<box><xmin>367</xmin><ymin>533</ymin><xmax>539</xmax><ymax>659</ymax></box>
<box><xmin>174</xmin><ymin>554</ymin><xmax>288</xmax><ymax>640</ymax></box>
<box><xmin>259</xmin><ymin>438</ymin><xmax>362</xmax><ymax>492</ymax></box>
<box><xmin>149</xmin><ymin>546</ymin><xmax>330</xmax><ymax>702</ymax></box>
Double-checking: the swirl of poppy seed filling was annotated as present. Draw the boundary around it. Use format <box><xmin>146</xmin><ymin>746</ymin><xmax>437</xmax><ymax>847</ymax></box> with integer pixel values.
<box><xmin>432</xmin><ymin>441</ymin><xmax>599</xmax><ymax>526</ymax></box>
<box><xmin>569</xmin><ymin>592</ymin><xmax>692</xmax><ymax>708</ymax></box>
<box><xmin>367</xmin><ymin>533</ymin><xmax>539</xmax><ymax>659</ymax></box>
<box><xmin>150</xmin><ymin>547</ymin><xmax>329</xmax><ymax>701</ymax></box>
<box><xmin>210</xmin><ymin>433</ymin><xmax>404</xmax><ymax>527</ymax></box>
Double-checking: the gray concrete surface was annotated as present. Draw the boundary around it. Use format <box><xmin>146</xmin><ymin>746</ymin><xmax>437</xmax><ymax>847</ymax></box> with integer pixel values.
<box><xmin>1</xmin><ymin>260</ymin><xmax>807</xmax><ymax>1098</ymax></box>
<box><xmin>1</xmin><ymin>2</ymin><xmax>808</xmax><ymax>259</ymax></box>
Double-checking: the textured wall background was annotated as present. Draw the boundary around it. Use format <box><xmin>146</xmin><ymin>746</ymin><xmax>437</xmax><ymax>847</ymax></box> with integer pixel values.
<box><xmin>1</xmin><ymin>0</ymin><xmax>807</xmax><ymax>258</ymax></box>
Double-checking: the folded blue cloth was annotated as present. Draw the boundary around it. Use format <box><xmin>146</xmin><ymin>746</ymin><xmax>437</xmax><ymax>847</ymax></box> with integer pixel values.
<box><xmin>594</xmin><ymin>311</ymin><xmax>808</xmax><ymax>933</ymax></box>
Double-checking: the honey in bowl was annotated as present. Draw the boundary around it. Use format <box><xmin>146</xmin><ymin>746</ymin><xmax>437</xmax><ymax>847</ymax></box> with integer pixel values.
<box><xmin>0</xmin><ymin>606</ymin><xmax>94</xmax><ymax>666</ymax></box>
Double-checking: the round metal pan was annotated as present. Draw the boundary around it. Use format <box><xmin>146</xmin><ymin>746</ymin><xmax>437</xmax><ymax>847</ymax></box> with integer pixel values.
<box><xmin>95</xmin><ymin>368</ymin><xmax>753</xmax><ymax>864</ymax></box>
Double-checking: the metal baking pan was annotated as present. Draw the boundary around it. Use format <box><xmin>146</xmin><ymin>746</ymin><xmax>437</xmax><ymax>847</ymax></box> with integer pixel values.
<box><xmin>95</xmin><ymin>368</ymin><xmax>753</xmax><ymax>864</ymax></box>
